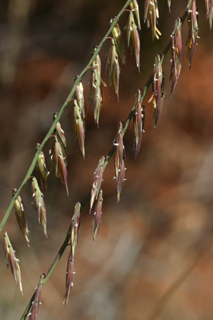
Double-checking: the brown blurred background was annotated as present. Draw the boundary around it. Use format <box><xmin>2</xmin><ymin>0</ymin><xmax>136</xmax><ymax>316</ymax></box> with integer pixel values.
<box><xmin>0</xmin><ymin>0</ymin><xmax>213</xmax><ymax>319</ymax></box>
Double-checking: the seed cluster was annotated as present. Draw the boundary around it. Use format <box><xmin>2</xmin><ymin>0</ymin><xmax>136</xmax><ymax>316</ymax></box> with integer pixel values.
<box><xmin>3</xmin><ymin>0</ymin><xmax>212</xmax><ymax>318</ymax></box>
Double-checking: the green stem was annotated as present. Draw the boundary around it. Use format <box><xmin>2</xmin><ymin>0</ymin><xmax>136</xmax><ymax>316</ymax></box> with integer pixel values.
<box><xmin>0</xmin><ymin>0</ymin><xmax>133</xmax><ymax>233</ymax></box>
<box><xmin>19</xmin><ymin>5</ymin><xmax>189</xmax><ymax>320</ymax></box>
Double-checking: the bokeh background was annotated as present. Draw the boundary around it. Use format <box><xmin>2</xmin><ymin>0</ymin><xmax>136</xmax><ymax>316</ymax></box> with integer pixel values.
<box><xmin>0</xmin><ymin>0</ymin><xmax>213</xmax><ymax>319</ymax></box>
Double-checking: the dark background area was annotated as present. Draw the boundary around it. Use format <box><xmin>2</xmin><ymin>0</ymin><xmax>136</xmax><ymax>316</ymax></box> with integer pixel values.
<box><xmin>0</xmin><ymin>0</ymin><xmax>213</xmax><ymax>319</ymax></box>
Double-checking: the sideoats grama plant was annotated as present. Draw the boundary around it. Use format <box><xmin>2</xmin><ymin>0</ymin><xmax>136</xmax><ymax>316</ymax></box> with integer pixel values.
<box><xmin>0</xmin><ymin>0</ymin><xmax>213</xmax><ymax>319</ymax></box>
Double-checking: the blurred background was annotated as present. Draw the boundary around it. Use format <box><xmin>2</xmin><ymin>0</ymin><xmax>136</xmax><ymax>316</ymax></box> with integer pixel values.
<box><xmin>0</xmin><ymin>0</ymin><xmax>213</xmax><ymax>319</ymax></box>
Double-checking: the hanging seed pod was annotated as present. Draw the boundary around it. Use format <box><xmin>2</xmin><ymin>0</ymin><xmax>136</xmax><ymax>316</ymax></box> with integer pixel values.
<box><xmin>116</xmin><ymin>158</ymin><xmax>127</xmax><ymax>203</ymax></box>
<box><xmin>50</xmin><ymin>137</ymin><xmax>60</xmax><ymax>177</ymax></box>
<box><xmin>106</xmin><ymin>39</ymin><xmax>120</xmax><ymax>99</ymax></box>
<box><xmin>186</xmin><ymin>0</ymin><xmax>199</xmax><ymax>69</ymax></box>
<box><xmin>73</xmin><ymin>99</ymin><xmax>85</xmax><ymax>158</ymax></box>
<box><xmin>127</xmin><ymin>11</ymin><xmax>133</xmax><ymax>47</ymax></box>
<box><xmin>74</xmin><ymin>75</ymin><xmax>85</xmax><ymax>119</ymax></box>
<box><xmin>113</xmin><ymin>122</ymin><xmax>126</xmax><ymax>202</ymax></box>
<box><xmin>57</xmin><ymin>150</ymin><xmax>69</xmax><ymax>196</ymax></box>
<box><xmin>31</xmin><ymin>177</ymin><xmax>47</xmax><ymax>238</ymax></box>
<box><xmin>93</xmin><ymin>85</ymin><xmax>102</xmax><ymax>127</ymax></box>
<box><xmin>114</xmin><ymin>121</ymin><xmax>124</xmax><ymax>180</ymax></box>
<box><xmin>70</xmin><ymin>202</ymin><xmax>81</xmax><ymax>258</ymax></box>
<box><xmin>91</xmin><ymin>46</ymin><xmax>101</xmax><ymax>80</ymax></box>
<box><xmin>90</xmin><ymin>155</ymin><xmax>105</xmax><ymax>213</ymax></box>
<box><xmin>28</xmin><ymin>273</ymin><xmax>46</xmax><ymax>320</ymax></box>
<box><xmin>110</xmin><ymin>18</ymin><xmax>126</xmax><ymax>64</ymax></box>
<box><xmin>92</xmin><ymin>189</ymin><xmax>103</xmax><ymax>244</ymax></box>
<box><xmin>167</xmin><ymin>0</ymin><xmax>171</xmax><ymax>12</ymax></box>
<box><xmin>127</xmin><ymin>11</ymin><xmax>140</xmax><ymax>71</ymax></box>
<box><xmin>152</xmin><ymin>54</ymin><xmax>165</xmax><ymax>128</ymax></box>
<box><xmin>204</xmin><ymin>0</ymin><xmax>213</xmax><ymax>30</ymax></box>
<box><xmin>13</xmin><ymin>188</ymin><xmax>30</xmax><ymax>247</ymax></box>
<box><xmin>144</xmin><ymin>0</ymin><xmax>161</xmax><ymax>40</ymax></box>
<box><xmin>133</xmin><ymin>89</ymin><xmax>145</xmax><ymax>161</ymax></box>
<box><xmin>170</xmin><ymin>18</ymin><xmax>182</xmax><ymax>95</ymax></box>
<box><xmin>63</xmin><ymin>202</ymin><xmax>81</xmax><ymax>306</ymax></box>
<box><xmin>63</xmin><ymin>248</ymin><xmax>75</xmax><ymax>307</ymax></box>
<box><xmin>53</xmin><ymin>113</ymin><xmax>68</xmax><ymax>161</ymax></box>
<box><xmin>50</xmin><ymin>137</ymin><xmax>69</xmax><ymax>196</ymax></box>
<box><xmin>36</xmin><ymin>143</ymin><xmax>50</xmax><ymax>195</ymax></box>
<box><xmin>3</xmin><ymin>232</ymin><xmax>23</xmax><ymax>295</ymax></box>
<box><xmin>130</xmin><ymin>0</ymin><xmax>141</xmax><ymax>30</ymax></box>
<box><xmin>89</xmin><ymin>46</ymin><xmax>103</xmax><ymax>127</ymax></box>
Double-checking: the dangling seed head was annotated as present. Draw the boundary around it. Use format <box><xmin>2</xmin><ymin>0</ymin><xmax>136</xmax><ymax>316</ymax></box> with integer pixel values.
<box><xmin>127</xmin><ymin>11</ymin><xmax>134</xmax><ymax>47</ymax></box>
<box><xmin>63</xmin><ymin>249</ymin><xmax>74</xmax><ymax>307</ymax></box>
<box><xmin>13</xmin><ymin>188</ymin><xmax>30</xmax><ymax>247</ymax></box>
<box><xmin>89</xmin><ymin>47</ymin><xmax>103</xmax><ymax>127</ymax></box>
<box><xmin>3</xmin><ymin>232</ymin><xmax>23</xmax><ymax>295</ymax></box>
<box><xmin>152</xmin><ymin>54</ymin><xmax>165</xmax><ymax>128</ymax></box>
<box><xmin>93</xmin><ymin>189</ymin><xmax>103</xmax><ymax>244</ymax></box>
<box><xmin>90</xmin><ymin>155</ymin><xmax>105</xmax><ymax>213</ymax></box>
<box><xmin>170</xmin><ymin>17</ymin><xmax>182</xmax><ymax>95</ymax></box>
<box><xmin>36</xmin><ymin>143</ymin><xmax>50</xmax><ymax>195</ymax></box>
<box><xmin>53</xmin><ymin>113</ymin><xmax>68</xmax><ymax>160</ymax></box>
<box><xmin>74</xmin><ymin>76</ymin><xmax>85</xmax><ymax>119</ymax></box>
<box><xmin>50</xmin><ymin>137</ymin><xmax>69</xmax><ymax>196</ymax></box>
<box><xmin>28</xmin><ymin>273</ymin><xmax>46</xmax><ymax>320</ymax></box>
<box><xmin>204</xmin><ymin>0</ymin><xmax>213</xmax><ymax>30</ymax></box>
<box><xmin>73</xmin><ymin>99</ymin><xmax>85</xmax><ymax>158</ymax></box>
<box><xmin>113</xmin><ymin>122</ymin><xmax>126</xmax><ymax>201</ymax></box>
<box><xmin>106</xmin><ymin>39</ymin><xmax>120</xmax><ymax>99</ymax></box>
<box><xmin>167</xmin><ymin>0</ymin><xmax>171</xmax><ymax>12</ymax></box>
<box><xmin>116</xmin><ymin>158</ymin><xmax>126</xmax><ymax>203</ymax></box>
<box><xmin>144</xmin><ymin>0</ymin><xmax>161</xmax><ymax>40</ymax></box>
<box><xmin>186</xmin><ymin>0</ymin><xmax>199</xmax><ymax>69</ymax></box>
<box><xmin>63</xmin><ymin>202</ymin><xmax>81</xmax><ymax>307</ymax></box>
<box><xmin>133</xmin><ymin>89</ymin><xmax>145</xmax><ymax>161</ymax></box>
<box><xmin>130</xmin><ymin>0</ymin><xmax>141</xmax><ymax>30</ymax></box>
<box><xmin>31</xmin><ymin>177</ymin><xmax>47</xmax><ymax>238</ymax></box>
<box><xmin>114</xmin><ymin>121</ymin><xmax>124</xmax><ymax>180</ymax></box>
<box><xmin>127</xmin><ymin>11</ymin><xmax>140</xmax><ymax>71</ymax></box>
<box><xmin>110</xmin><ymin>18</ymin><xmax>126</xmax><ymax>64</ymax></box>
<box><xmin>71</xmin><ymin>202</ymin><xmax>81</xmax><ymax>258</ymax></box>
